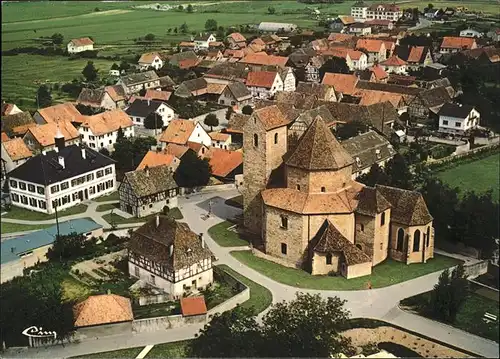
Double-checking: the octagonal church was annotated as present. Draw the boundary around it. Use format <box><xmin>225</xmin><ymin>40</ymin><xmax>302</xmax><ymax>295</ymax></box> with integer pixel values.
<box><xmin>242</xmin><ymin>105</ymin><xmax>434</xmax><ymax>279</ymax></box>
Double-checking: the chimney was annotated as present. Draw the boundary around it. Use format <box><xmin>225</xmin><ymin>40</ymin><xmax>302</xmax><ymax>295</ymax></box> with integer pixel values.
<box><xmin>156</xmin><ymin>215</ymin><xmax>159</xmax><ymax>228</ymax></box>
<box><xmin>147</xmin><ymin>99</ymin><xmax>151</xmax><ymax>107</ymax></box>
<box><xmin>169</xmin><ymin>244</ymin><xmax>173</xmax><ymax>256</ymax></box>
<box><xmin>54</xmin><ymin>123</ymin><xmax>65</xmax><ymax>152</ymax></box>
<box><xmin>145</xmin><ymin>165</ymin><xmax>150</xmax><ymax>177</ymax></box>
<box><xmin>81</xmin><ymin>146</ymin><xmax>86</xmax><ymax>159</ymax></box>
<box><xmin>58</xmin><ymin>155</ymin><xmax>65</xmax><ymax>169</ymax></box>
<box><xmin>199</xmin><ymin>233</ymin><xmax>205</xmax><ymax>248</ymax></box>
<box><xmin>42</xmin><ymin>149</ymin><xmax>47</xmax><ymax>156</ymax></box>
<box><xmin>54</xmin><ymin>146</ymin><xmax>59</xmax><ymax>153</ymax></box>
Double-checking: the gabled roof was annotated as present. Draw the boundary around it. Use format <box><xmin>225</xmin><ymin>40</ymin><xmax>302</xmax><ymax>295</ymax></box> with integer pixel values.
<box><xmin>356</xmin><ymin>39</ymin><xmax>384</xmax><ymax>53</ymax></box>
<box><xmin>77</xmin><ymin>88</ymin><xmax>105</xmax><ymax>107</ymax></box>
<box><xmin>437</xmin><ymin>103</ymin><xmax>475</xmax><ymax>118</ymax></box>
<box><xmin>321</xmin><ymin>73</ymin><xmax>359</xmax><ymax>95</ymax></box>
<box><xmin>328</xmin><ymin>33</ymin><xmax>355</xmax><ymax>43</ymax></box>
<box><xmin>286</xmin><ymin>116</ymin><xmax>354</xmax><ymax>171</ymax></box>
<box><xmin>180</xmin><ymin>297</ymin><xmax>207</xmax><ymax>317</ymax></box>
<box><xmin>356</xmin><ymin>80</ymin><xmax>422</xmax><ymax>96</ymax></box>
<box><xmin>355</xmin><ymin>186</ymin><xmax>392</xmax><ymax>216</ymax></box>
<box><xmin>36</xmin><ymin>102</ymin><xmax>84</xmax><ymax>124</ymax></box>
<box><xmin>124</xmin><ymin>164</ymin><xmax>177</xmax><ymax>198</ymax></box>
<box><xmin>105</xmin><ymin>85</ymin><xmax>127</xmax><ymax>102</ymax></box>
<box><xmin>227</xmin><ymin>113</ymin><xmax>250</xmax><ymax>133</ymax></box>
<box><xmin>138</xmin><ymin>52</ymin><xmax>161</xmax><ymax>64</ymax></box>
<box><xmin>145</xmin><ymin>89</ymin><xmax>172</xmax><ymax>102</ymax></box>
<box><xmin>205</xmin><ymin>62</ymin><xmax>249</xmax><ymax>81</ymax></box>
<box><xmin>69</xmin><ymin>37</ymin><xmax>94</xmax><ymax>47</ymax></box>
<box><xmin>224</xmin><ymin>82</ymin><xmax>252</xmax><ymax>101</ymax></box>
<box><xmin>380</xmin><ymin>55</ymin><xmax>407</xmax><ymax>66</ymax></box>
<box><xmin>354</xmin><ymin>89</ymin><xmax>403</xmax><ymax>108</ymax></box>
<box><xmin>27</xmin><ymin>121</ymin><xmax>80</xmax><ymax>147</ymax></box>
<box><xmin>128</xmin><ymin>216</ymin><xmax>212</xmax><ymax>270</ymax></box>
<box><xmin>416</xmin><ymin>87</ymin><xmax>452</xmax><ymax>108</ymax></box>
<box><xmin>395</xmin><ymin>45</ymin><xmax>429</xmax><ymax>64</ymax></box>
<box><xmin>203</xmin><ymin>148</ymin><xmax>243</xmax><ymax>178</ymax></box>
<box><xmin>159</xmin><ymin>120</ymin><xmax>197</xmax><ymax>145</ymax></box>
<box><xmin>440</xmin><ymin>36</ymin><xmax>476</xmax><ymax>49</ymax></box>
<box><xmin>73</xmin><ymin>294</ymin><xmax>132</xmax><ymax>328</ymax></box>
<box><xmin>164</xmin><ymin>143</ymin><xmax>191</xmax><ymax>158</ymax></box>
<box><xmin>376</xmin><ymin>185</ymin><xmax>433</xmax><ymax>226</ymax></box>
<box><xmin>1</xmin><ymin>111</ymin><xmax>36</xmax><ymax>136</ymax></box>
<box><xmin>1</xmin><ymin>103</ymin><xmax>18</xmax><ymax>116</ymax></box>
<box><xmin>227</xmin><ymin>32</ymin><xmax>246</xmax><ymax>43</ymax></box>
<box><xmin>1</xmin><ymin>132</ymin><xmax>9</xmax><ymax>142</ymax></box>
<box><xmin>194</xmin><ymin>33</ymin><xmax>214</xmax><ymax>41</ymax></box>
<box><xmin>2</xmin><ymin>138</ymin><xmax>33</xmax><ymax>161</ymax></box>
<box><xmin>245</xmin><ymin>71</ymin><xmax>278</xmax><ymax>88</ymax></box>
<box><xmin>125</xmin><ymin>98</ymin><xmax>167</xmax><ymax>118</ymax></box>
<box><xmin>158</xmin><ymin>75</ymin><xmax>176</xmax><ymax>89</ymax></box>
<box><xmin>241</xmin><ymin>53</ymin><xmax>289</xmax><ymax>67</ymax></box>
<box><xmin>296</xmin><ymin>82</ymin><xmax>335</xmax><ymax>101</ymax></box>
<box><xmin>137</xmin><ymin>150</ymin><xmax>177</xmax><ymax>170</ymax></box>
<box><xmin>251</xmin><ymin>105</ymin><xmax>290</xmax><ymax>131</ymax></box>
<box><xmin>80</xmin><ymin>109</ymin><xmax>133</xmax><ymax>136</ymax></box>
<box><xmin>119</xmin><ymin>71</ymin><xmax>159</xmax><ymax>86</ymax></box>
<box><xmin>313</xmin><ymin>220</ymin><xmax>371</xmax><ymax>265</ymax></box>
<box><xmin>369</xmin><ymin>65</ymin><xmax>388</xmax><ymax>80</ymax></box>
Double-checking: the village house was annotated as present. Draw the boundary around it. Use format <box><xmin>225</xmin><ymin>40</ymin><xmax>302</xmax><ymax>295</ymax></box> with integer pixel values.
<box><xmin>1</xmin><ymin>111</ymin><xmax>37</xmax><ymax>138</ymax></box>
<box><xmin>320</xmin><ymin>47</ymin><xmax>368</xmax><ymax>71</ymax></box>
<box><xmin>240</xmin><ymin>52</ymin><xmax>289</xmax><ymax>68</ymax></box>
<box><xmin>159</xmin><ymin>120</ymin><xmax>212</xmax><ymax>148</ymax></box>
<box><xmin>242</xmin><ymin>112</ymin><xmax>434</xmax><ymax>279</ymax></box>
<box><xmin>125</xmin><ymin>98</ymin><xmax>175</xmax><ymax>128</ymax></box>
<box><xmin>365</xmin><ymin>19</ymin><xmax>395</xmax><ymax>31</ymax></box>
<box><xmin>116</xmin><ymin>71</ymin><xmax>160</xmax><ymax>95</ymax></box>
<box><xmin>1</xmin><ymin>102</ymin><xmax>23</xmax><ymax>116</ymax></box>
<box><xmin>246</xmin><ymin>71</ymin><xmax>284</xmax><ymax>99</ymax></box>
<box><xmin>329</xmin><ymin>16</ymin><xmax>356</xmax><ymax>32</ymax></box>
<box><xmin>322</xmin><ymin>73</ymin><xmax>359</xmax><ymax>96</ymax></box>
<box><xmin>1</xmin><ymin>138</ymin><xmax>33</xmax><ymax>174</ymax></box>
<box><xmin>79</xmin><ymin>109</ymin><xmax>134</xmax><ymax>151</ymax></box>
<box><xmin>295</xmin><ymin>82</ymin><xmax>338</xmax><ymax>102</ymax></box>
<box><xmin>218</xmin><ymin>82</ymin><xmax>252</xmax><ymax>110</ymax></box>
<box><xmin>138</xmin><ymin>52</ymin><xmax>164</xmax><ymax>71</ymax></box>
<box><xmin>8</xmin><ymin>139</ymin><xmax>116</xmax><ymax>214</ymax></box>
<box><xmin>193</xmin><ymin>33</ymin><xmax>216</xmax><ymax>51</ymax></box>
<box><xmin>406</xmin><ymin>86</ymin><xmax>452</xmax><ymax>123</ymax></box>
<box><xmin>299</xmin><ymin>54</ymin><xmax>324</xmax><ymax>83</ymax></box>
<box><xmin>67</xmin><ymin>37</ymin><xmax>94</xmax><ymax>54</ymax></box>
<box><xmin>460</xmin><ymin>29</ymin><xmax>482</xmax><ymax>38</ymax></box>
<box><xmin>158</xmin><ymin>75</ymin><xmax>176</xmax><ymax>91</ymax></box>
<box><xmin>351</xmin><ymin>1</ymin><xmax>369</xmax><ymax>20</ymax></box>
<box><xmin>341</xmin><ymin>130</ymin><xmax>396</xmax><ymax>178</ymax></box>
<box><xmin>174</xmin><ymin>78</ymin><xmax>226</xmax><ymax>101</ymax></box>
<box><xmin>226</xmin><ymin>32</ymin><xmax>247</xmax><ymax>49</ymax></box>
<box><xmin>225</xmin><ymin>113</ymin><xmax>250</xmax><ymax>144</ymax></box>
<box><xmin>258</xmin><ymin>22</ymin><xmax>297</xmax><ymax>32</ymax></box>
<box><xmin>395</xmin><ymin>45</ymin><xmax>433</xmax><ymax>70</ymax></box>
<box><xmin>144</xmin><ymin>89</ymin><xmax>172</xmax><ymax>102</ymax></box>
<box><xmin>201</xmin><ymin>50</ymin><xmax>223</xmax><ymax>61</ymax></box>
<box><xmin>356</xmin><ymin>39</ymin><xmax>387</xmax><ymax>65</ymax></box>
<box><xmin>119</xmin><ymin>165</ymin><xmax>179</xmax><ymax>217</ymax></box>
<box><xmin>137</xmin><ymin>148</ymin><xmax>180</xmax><ymax>172</ymax></box>
<box><xmin>203</xmin><ymin>148</ymin><xmax>243</xmax><ymax>182</ymax></box>
<box><xmin>439</xmin><ymin>37</ymin><xmax>477</xmax><ymax>54</ymax></box>
<box><xmin>360</xmin><ymin>3</ymin><xmax>403</xmax><ymax>21</ymax></box>
<box><xmin>169</xmin><ymin>51</ymin><xmax>198</xmax><ymax>67</ymax></box>
<box><xmin>348</xmin><ymin>23</ymin><xmax>372</xmax><ymax>36</ymax></box>
<box><xmin>33</xmin><ymin>102</ymin><xmax>84</xmax><ymax>125</ymax></box>
<box><xmin>438</xmin><ymin>103</ymin><xmax>480</xmax><ymax>135</ymax></box>
<box><xmin>380</xmin><ymin>55</ymin><xmax>408</xmax><ymax>74</ymax></box>
<box><xmin>23</xmin><ymin>121</ymin><xmax>80</xmax><ymax>153</ymax></box>
<box><xmin>127</xmin><ymin>216</ymin><xmax>213</xmax><ymax>298</ymax></box>
<box><xmin>77</xmin><ymin>85</ymin><xmax>128</xmax><ymax>111</ymax></box>
<box><xmin>208</xmin><ymin>132</ymin><xmax>232</xmax><ymax>150</ymax></box>
<box><xmin>204</xmin><ymin>62</ymin><xmax>250</xmax><ymax>85</ymax></box>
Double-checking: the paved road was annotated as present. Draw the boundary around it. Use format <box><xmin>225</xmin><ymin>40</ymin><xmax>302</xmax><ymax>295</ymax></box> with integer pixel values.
<box><xmin>4</xmin><ymin>189</ymin><xmax>499</xmax><ymax>358</ymax></box>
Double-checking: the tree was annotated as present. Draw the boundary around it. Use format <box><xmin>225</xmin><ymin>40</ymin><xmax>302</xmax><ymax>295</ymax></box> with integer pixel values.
<box><xmin>46</xmin><ymin>233</ymin><xmax>89</xmax><ymax>262</ymax></box>
<box><xmin>430</xmin><ymin>264</ymin><xmax>468</xmax><ymax>323</ymax></box>
<box><xmin>268</xmin><ymin>6</ymin><xmax>276</xmax><ymax>14</ymax></box>
<box><xmin>319</xmin><ymin>57</ymin><xmax>350</xmax><ymax>80</ymax></box>
<box><xmin>175</xmin><ymin>150</ymin><xmax>211</xmax><ymax>188</ymax></box>
<box><xmin>225</xmin><ymin>107</ymin><xmax>234</xmax><ymax>121</ymax></box>
<box><xmin>187</xmin><ymin>4</ymin><xmax>193</xmax><ymax>13</ymax></box>
<box><xmin>178</xmin><ymin>5</ymin><xmax>184</xmax><ymax>10</ymax></box>
<box><xmin>94</xmin><ymin>7</ymin><xmax>100</xmax><ymax>12</ymax></box>
<box><xmin>119</xmin><ymin>60</ymin><xmax>130</xmax><ymax>72</ymax></box>
<box><xmin>111</xmin><ymin>63</ymin><xmax>119</xmax><ymax>70</ymax></box>
<box><xmin>357</xmin><ymin>163</ymin><xmax>390</xmax><ymax>187</ymax></box>
<box><xmin>112</xmin><ymin>136</ymin><xmax>156</xmax><ymax>172</ymax></box>
<box><xmin>82</xmin><ymin>61</ymin><xmax>99</xmax><ymax>82</ymax></box>
<box><xmin>36</xmin><ymin>85</ymin><xmax>52</xmax><ymax>108</ymax></box>
<box><xmin>174</xmin><ymin>27</ymin><xmax>178</xmax><ymax>34</ymax></box>
<box><xmin>205</xmin><ymin>19</ymin><xmax>218</xmax><ymax>32</ymax></box>
<box><xmin>180</xmin><ymin>22</ymin><xmax>189</xmax><ymax>34</ymax></box>
<box><xmin>167</xmin><ymin>28</ymin><xmax>172</xmax><ymax>33</ymax></box>
<box><xmin>204</xmin><ymin>113</ymin><xmax>219</xmax><ymax>131</ymax></box>
<box><xmin>99</xmin><ymin>147</ymin><xmax>110</xmax><ymax>157</ymax></box>
<box><xmin>145</xmin><ymin>33</ymin><xmax>155</xmax><ymax>41</ymax></box>
<box><xmin>385</xmin><ymin>154</ymin><xmax>412</xmax><ymax>190</ymax></box>
<box><xmin>51</xmin><ymin>33</ymin><xmax>64</xmax><ymax>45</ymax></box>
<box><xmin>242</xmin><ymin>105</ymin><xmax>253</xmax><ymax>115</ymax></box>
<box><xmin>144</xmin><ymin>112</ymin><xmax>164</xmax><ymax>130</ymax></box>
<box><xmin>428</xmin><ymin>3</ymin><xmax>434</xmax><ymax>9</ymax></box>
<box><xmin>116</xmin><ymin>126</ymin><xmax>125</xmax><ymax>141</ymax></box>
<box><xmin>334</xmin><ymin>120</ymin><xmax>367</xmax><ymax>140</ymax></box>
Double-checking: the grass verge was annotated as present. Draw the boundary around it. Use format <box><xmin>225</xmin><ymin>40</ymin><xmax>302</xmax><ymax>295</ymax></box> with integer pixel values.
<box><xmin>95</xmin><ymin>203</ymin><xmax>119</xmax><ymax>212</ymax></box>
<box><xmin>71</xmin><ymin>347</ymin><xmax>143</xmax><ymax>359</ymax></box>
<box><xmin>208</xmin><ymin>221</ymin><xmax>249</xmax><ymax>247</ymax></box>
<box><xmin>231</xmin><ymin>251</ymin><xmax>462</xmax><ymax>290</ymax></box>
<box><xmin>94</xmin><ymin>191</ymin><xmax>120</xmax><ymax>202</ymax></box>
<box><xmin>2</xmin><ymin>204</ymin><xmax>88</xmax><ymax>221</ymax></box>
<box><xmin>102</xmin><ymin>207</ymin><xmax>183</xmax><ymax>225</ymax></box>
<box><xmin>216</xmin><ymin>264</ymin><xmax>272</xmax><ymax>315</ymax></box>
<box><xmin>145</xmin><ymin>340</ymin><xmax>191</xmax><ymax>358</ymax></box>
<box><xmin>1</xmin><ymin>222</ymin><xmax>53</xmax><ymax>234</ymax></box>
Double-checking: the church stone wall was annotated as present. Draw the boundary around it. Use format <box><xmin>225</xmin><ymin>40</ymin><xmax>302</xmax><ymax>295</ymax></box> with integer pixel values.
<box><xmin>354</xmin><ymin>213</ymin><xmax>376</xmax><ymax>260</ymax></box>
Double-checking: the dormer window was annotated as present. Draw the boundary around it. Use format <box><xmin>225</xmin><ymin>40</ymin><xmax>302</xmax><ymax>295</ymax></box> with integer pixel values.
<box><xmin>376</xmin><ymin>149</ymin><xmax>381</xmax><ymax>159</ymax></box>
<box><xmin>355</xmin><ymin>157</ymin><xmax>361</xmax><ymax>166</ymax></box>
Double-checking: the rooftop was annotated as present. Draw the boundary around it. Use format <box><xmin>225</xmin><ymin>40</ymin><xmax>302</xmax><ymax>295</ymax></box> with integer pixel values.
<box><xmin>124</xmin><ymin>164</ymin><xmax>178</xmax><ymax>198</ymax></box>
<box><xmin>73</xmin><ymin>294</ymin><xmax>133</xmax><ymax>328</ymax></box>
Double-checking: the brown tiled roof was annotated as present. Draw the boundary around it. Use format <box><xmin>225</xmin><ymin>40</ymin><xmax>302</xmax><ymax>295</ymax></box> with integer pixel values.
<box><xmin>69</xmin><ymin>37</ymin><xmax>94</xmax><ymax>47</ymax></box>
<box><xmin>252</xmin><ymin>105</ymin><xmax>290</xmax><ymax>131</ymax></box>
<box><xmin>80</xmin><ymin>109</ymin><xmax>133</xmax><ymax>136</ymax></box>
<box><xmin>1</xmin><ymin>111</ymin><xmax>35</xmax><ymax>136</ymax></box>
<box><xmin>178</xmin><ymin>58</ymin><xmax>201</xmax><ymax>69</ymax></box>
<box><xmin>164</xmin><ymin>143</ymin><xmax>190</xmax><ymax>158</ymax></box>
<box><xmin>225</xmin><ymin>82</ymin><xmax>251</xmax><ymax>101</ymax></box>
<box><xmin>2</xmin><ymin>138</ymin><xmax>32</xmax><ymax>161</ymax></box>
<box><xmin>105</xmin><ymin>85</ymin><xmax>127</xmax><ymax>102</ymax></box>
<box><xmin>37</xmin><ymin>103</ymin><xmax>84</xmax><ymax>124</ymax></box>
<box><xmin>227</xmin><ymin>113</ymin><xmax>250</xmax><ymax>133</ymax></box>
<box><xmin>321</xmin><ymin>73</ymin><xmax>358</xmax><ymax>95</ymax></box>
<box><xmin>160</xmin><ymin>120</ymin><xmax>196</xmax><ymax>145</ymax></box>
<box><xmin>328</xmin><ymin>33</ymin><xmax>354</xmax><ymax>42</ymax></box>
<box><xmin>179</xmin><ymin>41</ymin><xmax>196</xmax><ymax>47</ymax></box>
<box><xmin>262</xmin><ymin>183</ymin><xmax>363</xmax><ymax>215</ymax></box>
<box><xmin>369</xmin><ymin>65</ymin><xmax>388</xmax><ymax>80</ymax></box>
<box><xmin>441</xmin><ymin>36</ymin><xmax>476</xmax><ymax>50</ymax></box>
<box><xmin>356</xmin><ymin>39</ymin><xmax>384</xmax><ymax>53</ymax></box>
<box><xmin>11</xmin><ymin>123</ymin><xmax>37</xmax><ymax>137</ymax></box>
<box><xmin>77</xmin><ymin>88</ymin><xmax>104</xmax><ymax>107</ymax></box>
<box><xmin>145</xmin><ymin>89</ymin><xmax>172</xmax><ymax>102</ymax></box>
<box><xmin>139</xmin><ymin>52</ymin><xmax>161</xmax><ymax>64</ymax></box>
<box><xmin>355</xmin><ymin>186</ymin><xmax>391</xmax><ymax>216</ymax></box>
<box><xmin>355</xmin><ymin>80</ymin><xmax>422</xmax><ymax>96</ymax></box>
<box><xmin>286</xmin><ymin>116</ymin><xmax>354</xmax><ymax>171</ymax></box>
<box><xmin>354</xmin><ymin>89</ymin><xmax>403</xmax><ymax>108</ymax></box>
<box><xmin>296</xmin><ymin>82</ymin><xmax>335</xmax><ymax>101</ymax></box>
<box><xmin>223</xmin><ymin>49</ymin><xmax>246</xmax><ymax>59</ymax></box>
<box><xmin>341</xmin><ymin>130</ymin><xmax>396</xmax><ymax>172</ymax></box>
<box><xmin>381</xmin><ymin>55</ymin><xmax>407</xmax><ymax>66</ymax></box>
<box><xmin>274</xmin><ymin>92</ymin><xmax>318</xmax><ymax>110</ymax></box>
<box><xmin>375</xmin><ymin>185</ymin><xmax>433</xmax><ymax>226</ymax></box>
<box><xmin>137</xmin><ymin>150</ymin><xmax>177</xmax><ymax>170</ymax></box>
<box><xmin>205</xmin><ymin>62</ymin><xmax>249</xmax><ymax>82</ymax></box>
<box><xmin>128</xmin><ymin>216</ymin><xmax>212</xmax><ymax>271</ymax></box>
<box><xmin>181</xmin><ymin>297</ymin><xmax>207</xmax><ymax>317</ymax></box>
<box><xmin>208</xmin><ymin>132</ymin><xmax>230</xmax><ymax>142</ymax></box>
<box><xmin>27</xmin><ymin>121</ymin><xmax>79</xmax><ymax>147</ymax></box>
<box><xmin>408</xmin><ymin>46</ymin><xmax>426</xmax><ymax>63</ymax></box>
<box><xmin>124</xmin><ymin>164</ymin><xmax>177</xmax><ymax>198</ymax></box>
<box><xmin>203</xmin><ymin>148</ymin><xmax>242</xmax><ymax>177</ymax></box>
<box><xmin>1</xmin><ymin>132</ymin><xmax>9</xmax><ymax>142</ymax></box>
<box><xmin>1</xmin><ymin>103</ymin><xmax>15</xmax><ymax>116</ymax></box>
<box><xmin>245</xmin><ymin>71</ymin><xmax>278</xmax><ymax>88</ymax></box>
<box><xmin>313</xmin><ymin>220</ymin><xmax>371</xmax><ymax>265</ymax></box>
<box><xmin>206</xmin><ymin>83</ymin><xmax>226</xmax><ymax>95</ymax></box>
<box><xmin>158</xmin><ymin>75</ymin><xmax>176</xmax><ymax>89</ymax></box>
<box><xmin>228</xmin><ymin>32</ymin><xmax>246</xmax><ymax>43</ymax></box>
<box><xmin>241</xmin><ymin>53</ymin><xmax>288</xmax><ymax>67</ymax></box>
<box><xmin>187</xmin><ymin>141</ymin><xmax>206</xmax><ymax>153</ymax></box>
<box><xmin>73</xmin><ymin>294</ymin><xmax>132</xmax><ymax>328</ymax></box>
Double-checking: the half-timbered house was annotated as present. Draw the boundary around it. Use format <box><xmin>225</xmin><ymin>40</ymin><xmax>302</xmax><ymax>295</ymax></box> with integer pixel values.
<box><xmin>128</xmin><ymin>216</ymin><xmax>213</xmax><ymax>298</ymax></box>
<box><xmin>119</xmin><ymin>165</ymin><xmax>179</xmax><ymax>218</ymax></box>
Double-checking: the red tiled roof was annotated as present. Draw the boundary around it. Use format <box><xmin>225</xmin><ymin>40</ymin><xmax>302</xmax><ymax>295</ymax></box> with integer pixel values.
<box><xmin>441</xmin><ymin>36</ymin><xmax>476</xmax><ymax>50</ymax></box>
<box><xmin>228</xmin><ymin>32</ymin><xmax>246</xmax><ymax>43</ymax></box>
<box><xmin>180</xmin><ymin>297</ymin><xmax>207</xmax><ymax>317</ymax></box>
<box><xmin>179</xmin><ymin>42</ymin><xmax>196</xmax><ymax>47</ymax></box>
<box><xmin>178</xmin><ymin>58</ymin><xmax>201</xmax><ymax>69</ymax></box>
<box><xmin>369</xmin><ymin>65</ymin><xmax>388</xmax><ymax>80</ymax></box>
<box><xmin>224</xmin><ymin>49</ymin><xmax>245</xmax><ymax>58</ymax></box>
<box><xmin>321</xmin><ymin>73</ymin><xmax>358</xmax><ymax>95</ymax></box>
<box><xmin>407</xmin><ymin>46</ymin><xmax>425</xmax><ymax>63</ymax></box>
<box><xmin>145</xmin><ymin>89</ymin><xmax>172</xmax><ymax>102</ymax></box>
<box><xmin>328</xmin><ymin>33</ymin><xmax>354</xmax><ymax>43</ymax></box>
<box><xmin>246</xmin><ymin>71</ymin><xmax>278</xmax><ymax>88</ymax></box>
<box><xmin>356</xmin><ymin>39</ymin><xmax>384</xmax><ymax>53</ymax></box>
<box><xmin>241</xmin><ymin>53</ymin><xmax>288</xmax><ymax>67</ymax></box>
<box><xmin>37</xmin><ymin>102</ymin><xmax>84</xmax><ymax>124</ymax></box>
<box><xmin>137</xmin><ymin>150</ymin><xmax>177</xmax><ymax>170</ymax></box>
<box><xmin>203</xmin><ymin>148</ymin><xmax>243</xmax><ymax>177</ymax></box>
<box><xmin>73</xmin><ymin>294</ymin><xmax>133</xmax><ymax>328</ymax></box>
<box><xmin>69</xmin><ymin>37</ymin><xmax>94</xmax><ymax>47</ymax></box>
<box><xmin>381</xmin><ymin>55</ymin><xmax>407</xmax><ymax>66</ymax></box>
<box><xmin>1</xmin><ymin>132</ymin><xmax>10</xmax><ymax>142</ymax></box>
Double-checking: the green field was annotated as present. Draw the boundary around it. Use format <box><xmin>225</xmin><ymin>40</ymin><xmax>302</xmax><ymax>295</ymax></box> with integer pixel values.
<box><xmin>2</xmin><ymin>204</ymin><xmax>88</xmax><ymax>220</ymax></box>
<box><xmin>1</xmin><ymin>222</ymin><xmax>53</xmax><ymax>234</ymax></box>
<box><xmin>436</xmin><ymin>154</ymin><xmax>500</xmax><ymax>202</ymax></box>
<box><xmin>397</xmin><ymin>0</ymin><xmax>500</xmax><ymax>15</ymax></box>
<box><xmin>231</xmin><ymin>251</ymin><xmax>462</xmax><ymax>290</ymax></box>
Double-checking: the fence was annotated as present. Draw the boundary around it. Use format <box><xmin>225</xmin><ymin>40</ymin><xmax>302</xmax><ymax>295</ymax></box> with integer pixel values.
<box><xmin>426</xmin><ymin>142</ymin><xmax>500</xmax><ymax>171</ymax></box>
<box><xmin>137</xmin><ymin>294</ymin><xmax>172</xmax><ymax>306</ymax></box>
<box><xmin>463</xmin><ymin>260</ymin><xmax>488</xmax><ymax>279</ymax></box>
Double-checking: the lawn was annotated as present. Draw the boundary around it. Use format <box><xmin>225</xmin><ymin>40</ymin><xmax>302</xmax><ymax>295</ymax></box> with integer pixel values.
<box><xmin>2</xmin><ymin>204</ymin><xmax>88</xmax><ymax>220</ymax></box>
<box><xmin>436</xmin><ymin>154</ymin><xmax>500</xmax><ymax>202</ymax></box>
<box><xmin>231</xmin><ymin>251</ymin><xmax>462</xmax><ymax>290</ymax></box>
<box><xmin>71</xmin><ymin>347</ymin><xmax>143</xmax><ymax>359</ymax></box>
<box><xmin>217</xmin><ymin>264</ymin><xmax>272</xmax><ymax>314</ymax></box>
<box><xmin>401</xmin><ymin>291</ymin><xmax>499</xmax><ymax>342</ymax></box>
<box><xmin>396</xmin><ymin>0</ymin><xmax>500</xmax><ymax>15</ymax></box>
<box><xmin>95</xmin><ymin>203</ymin><xmax>119</xmax><ymax>212</ymax></box>
<box><xmin>146</xmin><ymin>340</ymin><xmax>191</xmax><ymax>358</ymax></box>
<box><xmin>61</xmin><ymin>276</ymin><xmax>93</xmax><ymax>303</ymax></box>
<box><xmin>102</xmin><ymin>207</ymin><xmax>183</xmax><ymax>225</ymax></box>
<box><xmin>208</xmin><ymin>221</ymin><xmax>249</xmax><ymax>247</ymax></box>
<box><xmin>94</xmin><ymin>191</ymin><xmax>120</xmax><ymax>202</ymax></box>
<box><xmin>1</xmin><ymin>221</ymin><xmax>53</xmax><ymax>234</ymax></box>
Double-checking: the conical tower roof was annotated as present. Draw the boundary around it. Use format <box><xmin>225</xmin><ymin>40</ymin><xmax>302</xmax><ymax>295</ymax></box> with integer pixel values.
<box><xmin>286</xmin><ymin>115</ymin><xmax>354</xmax><ymax>171</ymax></box>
